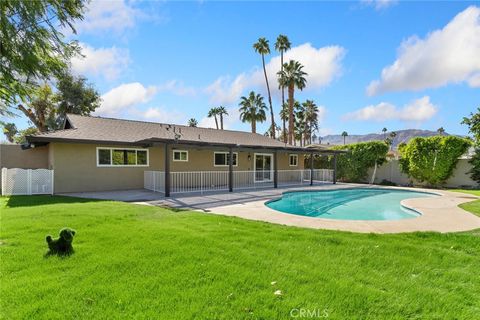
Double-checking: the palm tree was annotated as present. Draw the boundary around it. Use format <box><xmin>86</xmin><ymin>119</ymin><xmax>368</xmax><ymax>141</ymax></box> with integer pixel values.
<box><xmin>382</xmin><ymin>127</ymin><xmax>388</xmax><ymax>139</ymax></box>
<box><xmin>2</xmin><ymin>123</ymin><xmax>18</xmax><ymax>143</ymax></box>
<box><xmin>217</xmin><ymin>106</ymin><xmax>228</xmax><ymax>130</ymax></box>
<box><xmin>239</xmin><ymin>91</ymin><xmax>268</xmax><ymax>133</ymax></box>
<box><xmin>303</xmin><ymin>100</ymin><xmax>319</xmax><ymax>145</ymax></box>
<box><xmin>187</xmin><ymin>118</ymin><xmax>198</xmax><ymax>127</ymax></box>
<box><xmin>341</xmin><ymin>131</ymin><xmax>348</xmax><ymax>145</ymax></box>
<box><xmin>294</xmin><ymin>101</ymin><xmax>306</xmax><ymax>146</ymax></box>
<box><xmin>280</xmin><ymin>102</ymin><xmax>289</xmax><ymax>142</ymax></box>
<box><xmin>437</xmin><ymin>127</ymin><xmax>445</xmax><ymax>135</ymax></box>
<box><xmin>253</xmin><ymin>37</ymin><xmax>275</xmax><ymax>139</ymax></box>
<box><xmin>389</xmin><ymin>131</ymin><xmax>397</xmax><ymax>149</ymax></box>
<box><xmin>277</xmin><ymin>60</ymin><xmax>307</xmax><ymax>145</ymax></box>
<box><xmin>208</xmin><ymin>107</ymin><xmax>219</xmax><ymax>129</ymax></box>
<box><xmin>275</xmin><ymin>35</ymin><xmax>291</xmax><ymax>143</ymax></box>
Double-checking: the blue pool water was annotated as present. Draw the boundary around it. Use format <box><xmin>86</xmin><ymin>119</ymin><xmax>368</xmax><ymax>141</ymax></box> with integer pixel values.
<box><xmin>265</xmin><ymin>188</ymin><xmax>437</xmax><ymax>220</ymax></box>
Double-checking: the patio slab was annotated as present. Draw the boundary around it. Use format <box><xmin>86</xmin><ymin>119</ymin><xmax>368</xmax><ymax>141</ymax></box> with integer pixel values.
<box><xmin>60</xmin><ymin>184</ymin><xmax>480</xmax><ymax>234</ymax></box>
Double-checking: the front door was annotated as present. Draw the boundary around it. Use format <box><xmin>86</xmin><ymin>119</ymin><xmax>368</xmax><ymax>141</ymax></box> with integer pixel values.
<box><xmin>254</xmin><ymin>154</ymin><xmax>273</xmax><ymax>182</ymax></box>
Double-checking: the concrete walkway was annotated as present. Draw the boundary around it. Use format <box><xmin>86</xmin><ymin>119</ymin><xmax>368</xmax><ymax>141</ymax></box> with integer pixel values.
<box><xmin>60</xmin><ymin>184</ymin><xmax>480</xmax><ymax>234</ymax></box>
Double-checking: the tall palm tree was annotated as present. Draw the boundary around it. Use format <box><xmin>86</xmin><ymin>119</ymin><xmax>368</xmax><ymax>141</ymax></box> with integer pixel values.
<box><xmin>341</xmin><ymin>131</ymin><xmax>348</xmax><ymax>145</ymax></box>
<box><xmin>437</xmin><ymin>127</ymin><xmax>445</xmax><ymax>135</ymax></box>
<box><xmin>303</xmin><ymin>99</ymin><xmax>319</xmax><ymax>145</ymax></box>
<box><xmin>187</xmin><ymin>118</ymin><xmax>198</xmax><ymax>127</ymax></box>
<box><xmin>217</xmin><ymin>106</ymin><xmax>228</xmax><ymax>130</ymax></box>
<box><xmin>239</xmin><ymin>91</ymin><xmax>268</xmax><ymax>134</ymax></box>
<box><xmin>382</xmin><ymin>127</ymin><xmax>388</xmax><ymax>139</ymax></box>
<box><xmin>253</xmin><ymin>37</ymin><xmax>276</xmax><ymax>139</ymax></box>
<box><xmin>208</xmin><ymin>107</ymin><xmax>219</xmax><ymax>129</ymax></box>
<box><xmin>3</xmin><ymin>123</ymin><xmax>18</xmax><ymax>143</ymax></box>
<box><xmin>280</xmin><ymin>102</ymin><xmax>289</xmax><ymax>142</ymax></box>
<box><xmin>275</xmin><ymin>35</ymin><xmax>291</xmax><ymax>143</ymax></box>
<box><xmin>277</xmin><ymin>60</ymin><xmax>307</xmax><ymax>145</ymax></box>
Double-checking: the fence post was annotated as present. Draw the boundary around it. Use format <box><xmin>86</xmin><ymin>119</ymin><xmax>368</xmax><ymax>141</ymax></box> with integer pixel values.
<box><xmin>273</xmin><ymin>151</ymin><xmax>278</xmax><ymax>188</ymax></box>
<box><xmin>333</xmin><ymin>154</ymin><xmax>337</xmax><ymax>184</ymax></box>
<box><xmin>27</xmin><ymin>169</ymin><xmax>32</xmax><ymax>195</ymax></box>
<box><xmin>164</xmin><ymin>144</ymin><xmax>170</xmax><ymax>197</ymax></box>
<box><xmin>51</xmin><ymin>169</ymin><xmax>54</xmax><ymax>195</ymax></box>
<box><xmin>1</xmin><ymin>168</ymin><xmax>6</xmax><ymax>196</ymax></box>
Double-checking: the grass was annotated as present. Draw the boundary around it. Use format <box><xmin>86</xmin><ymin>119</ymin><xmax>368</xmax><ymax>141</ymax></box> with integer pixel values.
<box><xmin>452</xmin><ymin>189</ymin><xmax>480</xmax><ymax>217</ymax></box>
<box><xmin>1</xmin><ymin>196</ymin><xmax>480</xmax><ymax>319</ymax></box>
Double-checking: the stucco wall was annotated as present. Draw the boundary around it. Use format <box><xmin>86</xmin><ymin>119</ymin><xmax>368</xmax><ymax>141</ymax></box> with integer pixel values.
<box><xmin>367</xmin><ymin>159</ymin><xmax>477</xmax><ymax>188</ymax></box>
<box><xmin>50</xmin><ymin>143</ymin><xmax>306</xmax><ymax>193</ymax></box>
<box><xmin>0</xmin><ymin>144</ymin><xmax>49</xmax><ymax>186</ymax></box>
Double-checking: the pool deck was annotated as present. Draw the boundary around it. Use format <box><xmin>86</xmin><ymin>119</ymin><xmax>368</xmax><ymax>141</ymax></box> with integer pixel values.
<box><xmin>61</xmin><ymin>184</ymin><xmax>480</xmax><ymax>234</ymax></box>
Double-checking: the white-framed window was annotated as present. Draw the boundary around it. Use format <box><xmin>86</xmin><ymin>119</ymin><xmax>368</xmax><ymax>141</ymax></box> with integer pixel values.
<box><xmin>97</xmin><ymin>147</ymin><xmax>149</xmax><ymax>167</ymax></box>
<box><xmin>173</xmin><ymin>150</ymin><xmax>188</xmax><ymax>162</ymax></box>
<box><xmin>289</xmin><ymin>154</ymin><xmax>298</xmax><ymax>167</ymax></box>
<box><xmin>214</xmin><ymin>152</ymin><xmax>238</xmax><ymax>167</ymax></box>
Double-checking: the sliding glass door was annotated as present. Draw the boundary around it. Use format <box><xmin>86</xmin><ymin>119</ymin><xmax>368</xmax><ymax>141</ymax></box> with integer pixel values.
<box><xmin>254</xmin><ymin>153</ymin><xmax>273</xmax><ymax>182</ymax></box>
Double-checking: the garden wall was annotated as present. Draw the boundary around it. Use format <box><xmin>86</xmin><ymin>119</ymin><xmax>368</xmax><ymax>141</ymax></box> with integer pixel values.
<box><xmin>367</xmin><ymin>159</ymin><xmax>477</xmax><ymax>188</ymax></box>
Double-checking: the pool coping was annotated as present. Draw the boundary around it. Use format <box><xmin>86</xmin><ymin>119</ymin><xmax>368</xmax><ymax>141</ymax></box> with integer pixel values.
<box><xmin>201</xmin><ymin>185</ymin><xmax>480</xmax><ymax>233</ymax></box>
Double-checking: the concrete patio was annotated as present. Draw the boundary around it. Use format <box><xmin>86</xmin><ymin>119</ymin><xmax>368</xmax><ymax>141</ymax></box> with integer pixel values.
<box><xmin>60</xmin><ymin>184</ymin><xmax>480</xmax><ymax>234</ymax></box>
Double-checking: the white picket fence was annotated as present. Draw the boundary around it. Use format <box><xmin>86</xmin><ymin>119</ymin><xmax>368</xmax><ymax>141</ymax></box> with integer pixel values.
<box><xmin>144</xmin><ymin>169</ymin><xmax>334</xmax><ymax>194</ymax></box>
<box><xmin>1</xmin><ymin>168</ymin><xmax>54</xmax><ymax>196</ymax></box>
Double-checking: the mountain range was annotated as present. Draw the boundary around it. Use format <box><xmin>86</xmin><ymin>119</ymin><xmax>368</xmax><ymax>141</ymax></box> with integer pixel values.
<box><xmin>320</xmin><ymin>129</ymin><xmax>447</xmax><ymax>148</ymax></box>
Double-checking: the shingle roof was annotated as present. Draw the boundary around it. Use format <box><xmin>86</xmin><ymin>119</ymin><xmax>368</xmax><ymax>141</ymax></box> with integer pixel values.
<box><xmin>28</xmin><ymin>114</ymin><xmax>306</xmax><ymax>150</ymax></box>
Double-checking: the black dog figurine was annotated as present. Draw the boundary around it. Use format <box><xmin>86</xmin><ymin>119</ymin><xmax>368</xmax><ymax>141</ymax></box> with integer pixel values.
<box><xmin>46</xmin><ymin>228</ymin><xmax>76</xmax><ymax>255</ymax></box>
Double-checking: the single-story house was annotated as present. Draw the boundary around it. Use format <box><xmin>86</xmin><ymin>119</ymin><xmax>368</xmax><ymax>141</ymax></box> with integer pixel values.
<box><xmin>18</xmin><ymin>114</ymin><xmax>340</xmax><ymax>195</ymax></box>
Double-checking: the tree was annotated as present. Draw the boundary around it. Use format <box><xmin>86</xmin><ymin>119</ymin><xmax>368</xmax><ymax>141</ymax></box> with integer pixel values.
<box><xmin>208</xmin><ymin>107</ymin><xmax>219</xmax><ymax>129</ymax></box>
<box><xmin>239</xmin><ymin>91</ymin><xmax>267</xmax><ymax>134</ymax></box>
<box><xmin>437</xmin><ymin>127</ymin><xmax>446</xmax><ymax>135</ymax></box>
<box><xmin>2</xmin><ymin>123</ymin><xmax>18</xmax><ymax>143</ymax></box>
<box><xmin>217</xmin><ymin>106</ymin><xmax>228</xmax><ymax>130</ymax></box>
<box><xmin>382</xmin><ymin>127</ymin><xmax>388</xmax><ymax>139</ymax></box>
<box><xmin>55</xmin><ymin>71</ymin><xmax>101</xmax><ymax>125</ymax></box>
<box><xmin>17</xmin><ymin>84</ymin><xmax>56</xmax><ymax>132</ymax></box>
<box><xmin>1</xmin><ymin>0</ymin><xmax>86</xmax><ymax>112</ymax></box>
<box><xmin>187</xmin><ymin>118</ymin><xmax>198</xmax><ymax>127</ymax></box>
<box><xmin>341</xmin><ymin>131</ymin><xmax>348</xmax><ymax>145</ymax></box>
<box><xmin>462</xmin><ymin>107</ymin><xmax>480</xmax><ymax>183</ymax></box>
<box><xmin>399</xmin><ymin>136</ymin><xmax>471</xmax><ymax>186</ymax></box>
<box><xmin>389</xmin><ymin>131</ymin><xmax>397</xmax><ymax>150</ymax></box>
<box><xmin>279</xmin><ymin>102</ymin><xmax>289</xmax><ymax>142</ymax></box>
<box><xmin>253</xmin><ymin>37</ymin><xmax>275</xmax><ymax>139</ymax></box>
<box><xmin>277</xmin><ymin>60</ymin><xmax>307</xmax><ymax>145</ymax></box>
<box><xmin>303</xmin><ymin>100</ymin><xmax>319</xmax><ymax>145</ymax></box>
<box><xmin>14</xmin><ymin>127</ymin><xmax>38</xmax><ymax>144</ymax></box>
<box><xmin>275</xmin><ymin>34</ymin><xmax>291</xmax><ymax>143</ymax></box>
<box><xmin>294</xmin><ymin>101</ymin><xmax>306</xmax><ymax>146</ymax></box>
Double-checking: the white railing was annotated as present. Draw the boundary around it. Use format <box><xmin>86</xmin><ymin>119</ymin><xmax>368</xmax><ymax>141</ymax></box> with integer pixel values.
<box><xmin>1</xmin><ymin>168</ymin><xmax>54</xmax><ymax>196</ymax></box>
<box><xmin>144</xmin><ymin>169</ymin><xmax>334</xmax><ymax>194</ymax></box>
<box><xmin>144</xmin><ymin>171</ymin><xmax>165</xmax><ymax>193</ymax></box>
<box><xmin>171</xmin><ymin>171</ymin><xmax>229</xmax><ymax>194</ymax></box>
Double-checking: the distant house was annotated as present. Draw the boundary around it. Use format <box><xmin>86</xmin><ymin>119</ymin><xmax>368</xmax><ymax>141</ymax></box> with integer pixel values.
<box><xmin>17</xmin><ymin>114</ymin><xmax>340</xmax><ymax>195</ymax></box>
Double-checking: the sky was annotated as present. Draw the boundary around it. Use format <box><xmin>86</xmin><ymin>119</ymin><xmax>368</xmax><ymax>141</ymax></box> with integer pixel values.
<box><xmin>7</xmin><ymin>0</ymin><xmax>480</xmax><ymax>136</ymax></box>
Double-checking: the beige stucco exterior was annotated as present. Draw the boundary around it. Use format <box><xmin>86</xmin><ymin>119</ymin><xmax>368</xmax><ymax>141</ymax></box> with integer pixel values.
<box><xmin>1</xmin><ymin>144</ymin><xmax>49</xmax><ymax>185</ymax></box>
<box><xmin>48</xmin><ymin>143</ymin><xmax>306</xmax><ymax>193</ymax></box>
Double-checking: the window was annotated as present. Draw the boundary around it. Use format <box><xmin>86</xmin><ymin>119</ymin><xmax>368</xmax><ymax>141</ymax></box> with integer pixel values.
<box><xmin>173</xmin><ymin>150</ymin><xmax>188</xmax><ymax>162</ymax></box>
<box><xmin>97</xmin><ymin>148</ymin><xmax>149</xmax><ymax>167</ymax></box>
<box><xmin>214</xmin><ymin>152</ymin><xmax>238</xmax><ymax>166</ymax></box>
<box><xmin>289</xmin><ymin>154</ymin><xmax>298</xmax><ymax>166</ymax></box>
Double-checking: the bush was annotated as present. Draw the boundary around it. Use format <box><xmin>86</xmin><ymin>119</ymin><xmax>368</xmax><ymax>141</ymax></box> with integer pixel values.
<box><xmin>398</xmin><ymin>136</ymin><xmax>471</xmax><ymax>187</ymax></box>
<box><xmin>332</xmin><ymin>141</ymin><xmax>389</xmax><ymax>183</ymax></box>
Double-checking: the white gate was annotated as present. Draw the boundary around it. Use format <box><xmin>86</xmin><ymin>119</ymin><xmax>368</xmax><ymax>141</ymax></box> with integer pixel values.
<box><xmin>1</xmin><ymin>168</ymin><xmax>54</xmax><ymax>196</ymax></box>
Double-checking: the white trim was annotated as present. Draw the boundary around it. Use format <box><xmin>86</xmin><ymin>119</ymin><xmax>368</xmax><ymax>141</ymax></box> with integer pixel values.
<box><xmin>253</xmin><ymin>153</ymin><xmax>274</xmax><ymax>182</ymax></box>
<box><xmin>213</xmin><ymin>152</ymin><xmax>239</xmax><ymax>167</ymax></box>
<box><xmin>96</xmin><ymin>147</ymin><xmax>150</xmax><ymax>167</ymax></box>
<box><xmin>172</xmin><ymin>150</ymin><xmax>189</xmax><ymax>162</ymax></box>
<box><xmin>289</xmin><ymin>154</ymin><xmax>298</xmax><ymax>167</ymax></box>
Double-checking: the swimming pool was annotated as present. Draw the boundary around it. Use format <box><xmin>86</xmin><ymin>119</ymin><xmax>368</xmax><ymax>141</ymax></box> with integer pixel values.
<box><xmin>265</xmin><ymin>188</ymin><xmax>437</xmax><ymax>221</ymax></box>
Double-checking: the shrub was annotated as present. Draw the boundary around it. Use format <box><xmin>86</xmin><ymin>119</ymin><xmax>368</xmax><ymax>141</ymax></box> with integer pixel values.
<box><xmin>332</xmin><ymin>141</ymin><xmax>389</xmax><ymax>183</ymax></box>
<box><xmin>398</xmin><ymin>136</ymin><xmax>471</xmax><ymax>187</ymax></box>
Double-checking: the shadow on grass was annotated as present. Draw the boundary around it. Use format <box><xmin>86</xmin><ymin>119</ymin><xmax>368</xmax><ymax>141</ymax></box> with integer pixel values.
<box><xmin>5</xmin><ymin>195</ymin><xmax>104</xmax><ymax>208</ymax></box>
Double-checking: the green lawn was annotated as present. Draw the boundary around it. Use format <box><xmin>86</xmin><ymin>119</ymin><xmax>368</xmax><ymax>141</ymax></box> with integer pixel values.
<box><xmin>452</xmin><ymin>189</ymin><xmax>480</xmax><ymax>217</ymax></box>
<box><xmin>1</xmin><ymin>196</ymin><xmax>480</xmax><ymax>319</ymax></box>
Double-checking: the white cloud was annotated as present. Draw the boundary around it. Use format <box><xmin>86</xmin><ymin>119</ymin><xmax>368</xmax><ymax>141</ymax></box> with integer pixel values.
<box><xmin>129</xmin><ymin>107</ymin><xmax>186</xmax><ymax>124</ymax></box>
<box><xmin>75</xmin><ymin>0</ymin><xmax>141</xmax><ymax>34</ymax></box>
<box><xmin>344</xmin><ymin>96</ymin><xmax>438</xmax><ymax>122</ymax></box>
<box><xmin>361</xmin><ymin>0</ymin><xmax>397</xmax><ymax>10</ymax></box>
<box><xmin>96</xmin><ymin>83</ymin><xmax>158</xmax><ymax>116</ymax></box>
<box><xmin>206</xmin><ymin>43</ymin><xmax>345</xmax><ymax>105</ymax></box>
<box><xmin>367</xmin><ymin>6</ymin><xmax>480</xmax><ymax>95</ymax></box>
<box><xmin>157</xmin><ymin>80</ymin><xmax>197</xmax><ymax>96</ymax></box>
<box><xmin>71</xmin><ymin>43</ymin><xmax>130</xmax><ymax>81</ymax></box>
<box><xmin>317</xmin><ymin>106</ymin><xmax>328</xmax><ymax>123</ymax></box>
